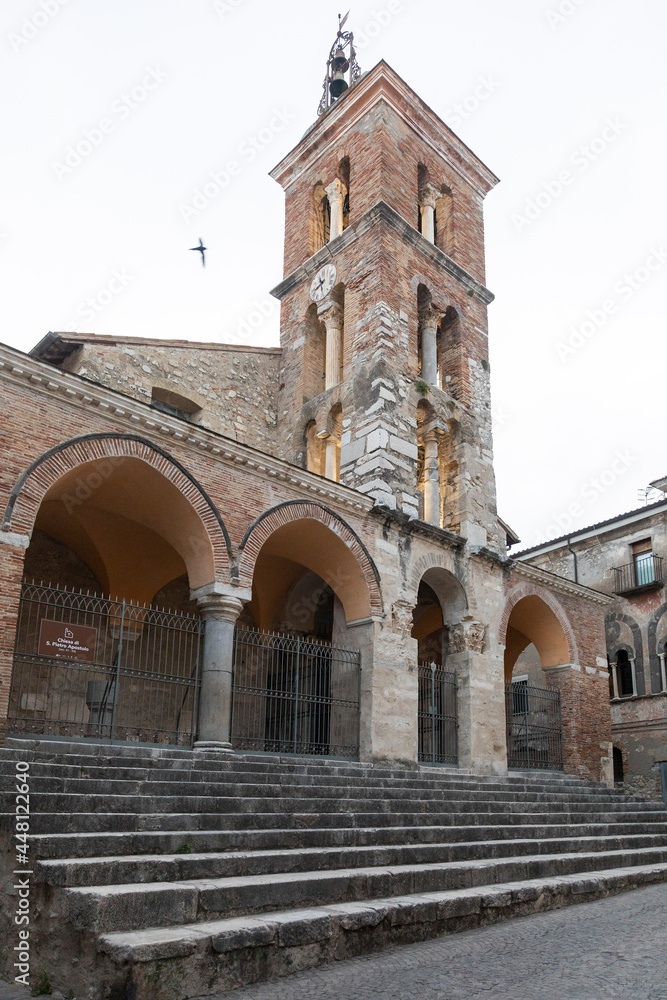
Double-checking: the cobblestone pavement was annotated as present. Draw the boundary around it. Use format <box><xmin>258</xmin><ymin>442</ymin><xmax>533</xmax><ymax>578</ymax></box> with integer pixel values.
<box><xmin>1</xmin><ymin>886</ymin><xmax>666</xmax><ymax>999</ymax></box>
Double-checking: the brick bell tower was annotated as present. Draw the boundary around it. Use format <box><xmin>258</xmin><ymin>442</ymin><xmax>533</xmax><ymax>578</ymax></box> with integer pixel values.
<box><xmin>270</xmin><ymin>25</ymin><xmax>502</xmax><ymax>549</ymax></box>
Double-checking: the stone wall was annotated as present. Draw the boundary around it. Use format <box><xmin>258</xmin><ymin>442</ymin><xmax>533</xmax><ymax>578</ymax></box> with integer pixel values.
<box><xmin>52</xmin><ymin>337</ymin><xmax>282</xmax><ymax>455</ymax></box>
<box><xmin>610</xmin><ymin>694</ymin><xmax>667</xmax><ymax>800</ymax></box>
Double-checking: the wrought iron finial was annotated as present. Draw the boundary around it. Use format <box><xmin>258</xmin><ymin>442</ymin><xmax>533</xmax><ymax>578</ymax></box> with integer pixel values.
<box><xmin>318</xmin><ymin>14</ymin><xmax>361</xmax><ymax>116</ymax></box>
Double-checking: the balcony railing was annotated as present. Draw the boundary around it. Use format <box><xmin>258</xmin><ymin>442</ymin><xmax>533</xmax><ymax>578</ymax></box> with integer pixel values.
<box><xmin>613</xmin><ymin>555</ymin><xmax>664</xmax><ymax>595</ymax></box>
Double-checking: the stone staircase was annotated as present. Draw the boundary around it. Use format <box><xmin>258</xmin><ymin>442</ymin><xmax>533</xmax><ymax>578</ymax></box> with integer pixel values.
<box><xmin>2</xmin><ymin>739</ymin><xmax>667</xmax><ymax>1000</ymax></box>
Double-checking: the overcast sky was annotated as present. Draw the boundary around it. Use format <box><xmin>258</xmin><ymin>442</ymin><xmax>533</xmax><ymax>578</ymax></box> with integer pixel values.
<box><xmin>1</xmin><ymin>0</ymin><xmax>665</xmax><ymax>549</ymax></box>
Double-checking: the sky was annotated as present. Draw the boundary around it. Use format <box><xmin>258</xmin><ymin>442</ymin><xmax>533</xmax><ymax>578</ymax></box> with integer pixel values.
<box><xmin>1</xmin><ymin>0</ymin><xmax>665</xmax><ymax>549</ymax></box>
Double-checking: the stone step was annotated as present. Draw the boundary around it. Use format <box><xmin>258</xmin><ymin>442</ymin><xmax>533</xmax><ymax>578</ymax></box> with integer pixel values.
<box><xmin>90</xmin><ymin>863</ymin><xmax>667</xmax><ymax>1000</ymax></box>
<box><xmin>4</xmin><ymin>789</ymin><xmax>661</xmax><ymax>819</ymax></box>
<box><xmin>0</xmin><ymin>753</ymin><xmax>618</xmax><ymax>792</ymax></box>
<box><xmin>3</xmin><ymin>774</ymin><xmax>660</xmax><ymax>808</ymax></box>
<box><xmin>59</xmin><ymin>846</ymin><xmax>667</xmax><ymax>932</ymax></box>
<box><xmin>0</xmin><ymin>741</ymin><xmax>620</xmax><ymax>790</ymax></box>
<box><xmin>37</xmin><ymin>832</ymin><xmax>667</xmax><ymax>887</ymax></box>
<box><xmin>6</xmin><ymin>804</ymin><xmax>667</xmax><ymax>836</ymax></box>
<box><xmin>23</xmin><ymin>818</ymin><xmax>667</xmax><ymax>856</ymax></box>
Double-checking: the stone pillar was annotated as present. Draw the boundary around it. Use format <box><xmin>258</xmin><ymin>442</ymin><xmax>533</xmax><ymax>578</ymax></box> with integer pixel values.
<box><xmin>448</xmin><ymin>617</ymin><xmax>508</xmax><ymax>775</ymax></box>
<box><xmin>422</xmin><ymin>431</ymin><xmax>440</xmax><ymax>527</ymax></box>
<box><xmin>318</xmin><ymin>301</ymin><xmax>344</xmax><ymax>390</ymax></box>
<box><xmin>326</xmin><ymin>178</ymin><xmax>347</xmax><ymax>241</ymax></box>
<box><xmin>659</xmin><ymin>652</ymin><xmax>667</xmax><ymax>693</ymax></box>
<box><xmin>194</xmin><ymin>593</ymin><xmax>245</xmax><ymax>752</ymax></box>
<box><xmin>419</xmin><ymin>304</ymin><xmax>441</xmax><ymax>386</ymax></box>
<box><xmin>418</xmin><ymin>183</ymin><xmax>440</xmax><ymax>244</ymax></box>
<box><xmin>0</xmin><ymin>531</ymin><xmax>30</xmax><ymax>744</ymax></box>
<box><xmin>629</xmin><ymin>652</ymin><xmax>638</xmax><ymax>696</ymax></box>
<box><xmin>324</xmin><ymin>436</ymin><xmax>338</xmax><ymax>481</ymax></box>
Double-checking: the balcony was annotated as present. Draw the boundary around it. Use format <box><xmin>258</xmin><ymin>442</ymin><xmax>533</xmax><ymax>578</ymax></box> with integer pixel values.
<box><xmin>613</xmin><ymin>555</ymin><xmax>664</xmax><ymax>596</ymax></box>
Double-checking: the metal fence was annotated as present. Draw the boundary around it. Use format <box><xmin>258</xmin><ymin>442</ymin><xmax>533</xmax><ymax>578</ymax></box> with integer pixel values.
<box><xmin>231</xmin><ymin>628</ymin><xmax>361</xmax><ymax>758</ymax></box>
<box><xmin>505</xmin><ymin>681</ymin><xmax>563</xmax><ymax>771</ymax></box>
<box><xmin>418</xmin><ymin>661</ymin><xmax>458</xmax><ymax>766</ymax></box>
<box><xmin>8</xmin><ymin>583</ymin><xmax>203</xmax><ymax>745</ymax></box>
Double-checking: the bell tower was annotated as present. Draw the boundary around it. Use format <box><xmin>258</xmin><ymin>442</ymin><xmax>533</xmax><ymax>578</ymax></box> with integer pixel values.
<box><xmin>269</xmin><ymin>31</ymin><xmax>502</xmax><ymax>549</ymax></box>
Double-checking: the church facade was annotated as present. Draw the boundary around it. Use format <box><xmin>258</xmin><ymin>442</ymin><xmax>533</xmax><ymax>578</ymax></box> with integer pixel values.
<box><xmin>0</xmin><ymin>60</ymin><xmax>614</xmax><ymax>783</ymax></box>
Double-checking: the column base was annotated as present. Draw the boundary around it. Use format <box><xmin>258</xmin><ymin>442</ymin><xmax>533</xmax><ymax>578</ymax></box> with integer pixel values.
<box><xmin>193</xmin><ymin>741</ymin><xmax>235</xmax><ymax>754</ymax></box>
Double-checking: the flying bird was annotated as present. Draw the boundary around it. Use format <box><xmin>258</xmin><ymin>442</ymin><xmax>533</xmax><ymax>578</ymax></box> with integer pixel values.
<box><xmin>189</xmin><ymin>238</ymin><xmax>206</xmax><ymax>268</ymax></box>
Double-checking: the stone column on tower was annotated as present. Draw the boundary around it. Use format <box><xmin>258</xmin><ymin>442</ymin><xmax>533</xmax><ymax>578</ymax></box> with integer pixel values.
<box><xmin>422</xmin><ymin>429</ymin><xmax>441</xmax><ymax>527</ymax></box>
<box><xmin>326</xmin><ymin>178</ymin><xmax>348</xmax><ymax>241</ymax></box>
<box><xmin>318</xmin><ymin>300</ymin><xmax>344</xmax><ymax>389</ymax></box>
<box><xmin>316</xmin><ymin>429</ymin><xmax>339</xmax><ymax>481</ymax></box>
<box><xmin>419</xmin><ymin>303</ymin><xmax>443</xmax><ymax>386</ymax></box>
<box><xmin>418</xmin><ymin>183</ymin><xmax>440</xmax><ymax>244</ymax></box>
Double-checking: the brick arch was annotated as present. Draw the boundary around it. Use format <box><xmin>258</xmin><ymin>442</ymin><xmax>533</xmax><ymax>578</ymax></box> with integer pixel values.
<box><xmin>500</xmin><ymin>583</ymin><xmax>579</xmax><ymax>665</ymax></box>
<box><xmin>3</xmin><ymin>433</ymin><xmax>232</xmax><ymax>580</ymax></box>
<box><xmin>236</xmin><ymin>500</ymin><xmax>383</xmax><ymax>619</ymax></box>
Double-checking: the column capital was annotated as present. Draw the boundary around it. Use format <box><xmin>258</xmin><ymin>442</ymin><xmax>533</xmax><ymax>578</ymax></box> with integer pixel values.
<box><xmin>449</xmin><ymin>617</ymin><xmax>486</xmax><ymax>654</ymax></box>
<box><xmin>418</xmin><ymin>302</ymin><xmax>445</xmax><ymax>330</ymax></box>
<box><xmin>420</xmin><ymin>423</ymin><xmax>445</xmax><ymax>445</ymax></box>
<box><xmin>418</xmin><ymin>183</ymin><xmax>440</xmax><ymax>212</ymax></box>
<box><xmin>326</xmin><ymin>177</ymin><xmax>348</xmax><ymax>205</ymax></box>
<box><xmin>317</xmin><ymin>299</ymin><xmax>343</xmax><ymax>326</ymax></box>
<box><xmin>196</xmin><ymin>593</ymin><xmax>245</xmax><ymax>623</ymax></box>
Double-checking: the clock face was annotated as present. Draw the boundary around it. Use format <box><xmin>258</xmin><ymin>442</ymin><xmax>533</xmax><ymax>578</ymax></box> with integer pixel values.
<box><xmin>310</xmin><ymin>263</ymin><xmax>337</xmax><ymax>302</ymax></box>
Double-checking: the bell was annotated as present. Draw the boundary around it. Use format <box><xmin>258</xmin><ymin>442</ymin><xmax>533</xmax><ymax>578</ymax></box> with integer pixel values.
<box><xmin>329</xmin><ymin>70</ymin><xmax>348</xmax><ymax>100</ymax></box>
<box><xmin>329</xmin><ymin>46</ymin><xmax>349</xmax><ymax>100</ymax></box>
<box><xmin>331</xmin><ymin>47</ymin><xmax>349</xmax><ymax>73</ymax></box>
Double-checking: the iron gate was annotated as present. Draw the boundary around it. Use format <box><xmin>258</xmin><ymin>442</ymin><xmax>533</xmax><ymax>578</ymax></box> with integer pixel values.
<box><xmin>418</xmin><ymin>661</ymin><xmax>458</xmax><ymax>766</ymax></box>
<box><xmin>8</xmin><ymin>583</ymin><xmax>203</xmax><ymax>745</ymax></box>
<box><xmin>231</xmin><ymin>628</ymin><xmax>361</xmax><ymax>758</ymax></box>
<box><xmin>505</xmin><ymin>681</ymin><xmax>563</xmax><ymax>771</ymax></box>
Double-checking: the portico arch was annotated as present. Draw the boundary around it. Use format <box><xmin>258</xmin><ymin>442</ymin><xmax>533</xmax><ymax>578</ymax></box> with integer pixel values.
<box><xmin>4</xmin><ymin>434</ymin><xmax>235</xmax><ymax>748</ymax></box>
<box><xmin>4</xmin><ymin>433</ymin><xmax>231</xmax><ymax>595</ymax></box>
<box><xmin>501</xmin><ymin>586</ymin><xmax>576</xmax><ymax>681</ymax></box>
<box><xmin>237</xmin><ymin>501</ymin><xmax>382</xmax><ymax>624</ymax></box>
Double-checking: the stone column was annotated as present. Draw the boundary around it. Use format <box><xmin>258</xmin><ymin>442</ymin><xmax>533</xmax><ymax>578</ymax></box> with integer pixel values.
<box><xmin>324</xmin><ymin>437</ymin><xmax>338</xmax><ymax>481</ymax></box>
<box><xmin>326</xmin><ymin>178</ymin><xmax>347</xmax><ymax>241</ymax></box>
<box><xmin>422</xmin><ymin>430</ymin><xmax>440</xmax><ymax>527</ymax></box>
<box><xmin>659</xmin><ymin>652</ymin><xmax>667</xmax><ymax>693</ymax></box>
<box><xmin>629</xmin><ymin>652</ymin><xmax>638</xmax><ymax>696</ymax></box>
<box><xmin>316</xmin><ymin>430</ymin><xmax>338</xmax><ymax>482</ymax></box>
<box><xmin>418</xmin><ymin>183</ymin><xmax>440</xmax><ymax>244</ymax></box>
<box><xmin>194</xmin><ymin>593</ymin><xmax>245</xmax><ymax>752</ymax></box>
<box><xmin>318</xmin><ymin>301</ymin><xmax>344</xmax><ymax>390</ymax></box>
<box><xmin>448</xmin><ymin>617</ymin><xmax>508</xmax><ymax>774</ymax></box>
<box><xmin>419</xmin><ymin>303</ymin><xmax>442</xmax><ymax>386</ymax></box>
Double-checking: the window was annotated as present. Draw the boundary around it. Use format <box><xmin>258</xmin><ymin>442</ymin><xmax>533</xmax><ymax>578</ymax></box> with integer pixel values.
<box><xmin>616</xmin><ymin>649</ymin><xmax>635</xmax><ymax>698</ymax></box>
<box><xmin>632</xmin><ymin>539</ymin><xmax>654</xmax><ymax>587</ymax></box>
<box><xmin>151</xmin><ymin>387</ymin><xmax>201</xmax><ymax>422</ymax></box>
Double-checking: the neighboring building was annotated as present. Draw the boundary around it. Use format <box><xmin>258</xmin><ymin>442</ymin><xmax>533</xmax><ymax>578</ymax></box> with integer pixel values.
<box><xmin>512</xmin><ymin>480</ymin><xmax>667</xmax><ymax>799</ymax></box>
<box><xmin>0</xmin><ymin>54</ymin><xmax>616</xmax><ymax>783</ymax></box>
